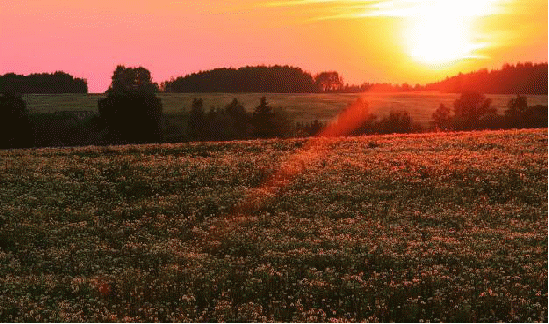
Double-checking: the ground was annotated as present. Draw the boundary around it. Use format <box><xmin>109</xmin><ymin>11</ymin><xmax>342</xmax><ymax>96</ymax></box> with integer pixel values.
<box><xmin>0</xmin><ymin>128</ymin><xmax>547</xmax><ymax>322</ymax></box>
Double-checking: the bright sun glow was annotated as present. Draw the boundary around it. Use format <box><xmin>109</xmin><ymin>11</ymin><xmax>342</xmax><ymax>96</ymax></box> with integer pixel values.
<box><xmin>399</xmin><ymin>0</ymin><xmax>497</xmax><ymax>67</ymax></box>
<box><xmin>407</xmin><ymin>16</ymin><xmax>484</xmax><ymax>66</ymax></box>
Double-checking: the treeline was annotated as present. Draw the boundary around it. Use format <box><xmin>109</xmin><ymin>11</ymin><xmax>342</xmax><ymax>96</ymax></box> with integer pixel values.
<box><xmin>3</xmin><ymin>62</ymin><xmax>546</xmax><ymax>95</ymax></box>
<box><xmin>179</xmin><ymin>91</ymin><xmax>548</xmax><ymax>140</ymax></box>
<box><xmin>160</xmin><ymin>65</ymin><xmax>420</xmax><ymax>93</ymax></box>
<box><xmin>425</xmin><ymin>62</ymin><xmax>548</xmax><ymax>94</ymax></box>
<box><xmin>1</xmin><ymin>65</ymin><xmax>547</xmax><ymax>150</ymax></box>
<box><xmin>163</xmin><ymin>65</ymin><xmax>318</xmax><ymax>93</ymax></box>
<box><xmin>162</xmin><ymin>62</ymin><xmax>548</xmax><ymax>95</ymax></box>
<box><xmin>185</xmin><ymin>97</ymin><xmax>292</xmax><ymax>141</ymax></box>
<box><xmin>311</xmin><ymin>92</ymin><xmax>547</xmax><ymax>139</ymax></box>
<box><xmin>340</xmin><ymin>62</ymin><xmax>548</xmax><ymax>94</ymax></box>
<box><xmin>431</xmin><ymin>92</ymin><xmax>548</xmax><ymax>131</ymax></box>
<box><xmin>0</xmin><ymin>71</ymin><xmax>88</xmax><ymax>94</ymax></box>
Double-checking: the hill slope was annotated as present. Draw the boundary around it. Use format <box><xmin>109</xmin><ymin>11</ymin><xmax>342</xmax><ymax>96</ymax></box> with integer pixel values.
<box><xmin>0</xmin><ymin>129</ymin><xmax>547</xmax><ymax>322</ymax></box>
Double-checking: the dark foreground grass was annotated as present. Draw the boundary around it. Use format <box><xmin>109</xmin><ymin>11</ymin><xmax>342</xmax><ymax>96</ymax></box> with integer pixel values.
<box><xmin>0</xmin><ymin>129</ymin><xmax>547</xmax><ymax>322</ymax></box>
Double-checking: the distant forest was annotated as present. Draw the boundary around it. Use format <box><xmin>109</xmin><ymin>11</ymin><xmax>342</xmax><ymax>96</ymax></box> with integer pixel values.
<box><xmin>160</xmin><ymin>62</ymin><xmax>548</xmax><ymax>95</ymax></box>
<box><xmin>162</xmin><ymin>62</ymin><xmax>548</xmax><ymax>95</ymax></box>
<box><xmin>425</xmin><ymin>62</ymin><xmax>548</xmax><ymax>95</ymax></box>
<box><xmin>0</xmin><ymin>62</ymin><xmax>547</xmax><ymax>95</ymax></box>
<box><xmin>0</xmin><ymin>71</ymin><xmax>88</xmax><ymax>94</ymax></box>
<box><xmin>162</xmin><ymin>66</ymin><xmax>319</xmax><ymax>93</ymax></box>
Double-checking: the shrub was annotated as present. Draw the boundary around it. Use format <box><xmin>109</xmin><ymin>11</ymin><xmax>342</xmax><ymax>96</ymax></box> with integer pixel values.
<box><xmin>0</xmin><ymin>93</ymin><xmax>33</xmax><ymax>148</ymax></box>
<box><xmin>453</xmin><ymin>91</ymin><xmax>496</xmax><ymax>130</ymax></box>
<box><xmin>97</xmin><ymin>66</ymin><xmax>162</xmax><ymax>144</ymax></box>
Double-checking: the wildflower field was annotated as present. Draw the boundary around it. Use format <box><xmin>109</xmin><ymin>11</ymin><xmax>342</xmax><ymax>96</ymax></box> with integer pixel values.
<box><xmin>0</xmin><ymin>128</ymin><xmax>547</xmax><ymax>322</ymax></box>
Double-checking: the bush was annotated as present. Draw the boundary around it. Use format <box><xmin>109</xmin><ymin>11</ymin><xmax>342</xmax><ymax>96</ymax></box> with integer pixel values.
<box><xmin>0</xmin><ymin>93</ymin><xmax>33</xmax><ymax>148</ymax></box>
<box><xmin>30</xmin><ymin>112</ymin><xmax>94</xmax><ymax>147</ymax></box>
<box><xmin>98</xmin><ymin>94</ymin><xmax>162</xmax><ymax>144</ymax></box>
<box><xmin>97</xmin><ymin>66</ymin><xmax>162</xmax><ymax>144</ymax></box>
<box><xmin>505</xmin><ymin>95</ymin><xmax>548</xmax><ymax>129</ymax></box>
<box><xmin>523</xmin><ymin>105</ymin><xmax>548</xmax><ymax>128</ymax></box>
<box><xmin>432</xmin><ymin>104</ymin><xmax>452</xmax><ymax>131</ymax></box>
<box><xmin>453</xmin><ymin>92</ymin><xmax>496</xmax><ymax>130</ymax></box>
<box><xmin>377</xmin><ymin>111</ymin><xmax>415</xmax><ymax>134</ymax></box>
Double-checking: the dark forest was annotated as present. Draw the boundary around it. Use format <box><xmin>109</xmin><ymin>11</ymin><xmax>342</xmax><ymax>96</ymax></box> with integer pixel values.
<box><xmin>162</xmin><ymin>63</ymin><xmax>548</xmax><ymax>94</ymax></box>
<box><xmin>425</xmin><ymin>62</ymin><xmax>548</xmax><ymax>95</ymax></box>
<box><xmin>0</xmin><ymin>71</ymin><xmax>88</xmax><ymax>94</ymax></box>
<box><xmin>1</xmin><ymin>62</ymin><xmax>547</xmax><ymax>95</ymax></box>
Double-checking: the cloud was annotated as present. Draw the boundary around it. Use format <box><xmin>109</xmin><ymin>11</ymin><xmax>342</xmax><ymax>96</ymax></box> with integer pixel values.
<box><xmin>258</xmin><ymin>0</ymin><xmax>507</xmax><ymax>21</ymax></box>
<box><xmin>259</xmin><ymin>0</ymin><xmax>366</xmax><ymax>7</ymax></box>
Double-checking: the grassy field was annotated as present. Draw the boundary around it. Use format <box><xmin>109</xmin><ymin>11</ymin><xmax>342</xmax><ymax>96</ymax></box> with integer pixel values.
<box><xmin>0</xmin><ymin>129</ymin><xmax>547</xmax><ymax>322</ymax></box>
<box><xmin>23</xmin><ymin>92</ymin><xmax>549</xmax><ymax>126</ymax></box>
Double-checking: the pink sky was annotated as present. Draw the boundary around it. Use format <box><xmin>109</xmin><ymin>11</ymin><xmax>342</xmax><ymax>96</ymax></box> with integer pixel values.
<box><xmin>1</xmin><ymin>0</ymin><xmax>547</xmax><ymax>93</ymax></box>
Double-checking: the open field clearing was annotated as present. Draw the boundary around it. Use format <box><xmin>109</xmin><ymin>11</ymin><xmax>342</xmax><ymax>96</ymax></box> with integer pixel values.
<box><xmin>0</xmin><ymin>129</ymin><xmax>547</xmax><ymax>322</ymax></box>
<box><xmin>23</xmin><ymin>92</ymin><xmax>549</xmax><ymax>126</ymax></box>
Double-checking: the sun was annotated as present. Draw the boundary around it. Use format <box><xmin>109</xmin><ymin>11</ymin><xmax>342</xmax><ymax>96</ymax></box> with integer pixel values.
<box><xmin>406</xmin><ymin>16</ymin><xmax>483</xmax><ymax>67</ymax></box>
<box><xmin>401</xmin><ymin>0</ymin><xmax>494</xmax><ymax>67</ymax></box>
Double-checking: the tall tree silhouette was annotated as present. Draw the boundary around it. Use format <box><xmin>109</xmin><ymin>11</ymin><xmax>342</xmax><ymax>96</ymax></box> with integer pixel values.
<box><xmin>432</xmin><ymin>103</ymin><xmax>452</xmax><ymax>130</ymax></box>
<box><xmin>0</xmin><ymin>93</ymin><xmax>33</xmax><ymax>148</ymax></box>
<box><xmin>98</xmin><ymin>66</ymin><xmax>162</xmax><ymax>144</ymax></box>
<box><xmin>453</xmin><ymin>92</ymin><xmax>496</xmax><ymax>130</ymax></box>
<box><xmin>224</xmin><ymin>98</ymin><xmax>249</xmax><ymax>138</ymax></box>
<box><xmin>252</xmin><ymin>97</ymin><xmax>276</xmax><ymax>138</ymax></box>
<box><xmin>188</xmin><ymin>98</ymin><xmax>206</xmax><ymax>141</ymax></box>
<box><xmin>505</xmin><ymin>94</ymin><xmax>528</xmax><ymax>128</ymax></box>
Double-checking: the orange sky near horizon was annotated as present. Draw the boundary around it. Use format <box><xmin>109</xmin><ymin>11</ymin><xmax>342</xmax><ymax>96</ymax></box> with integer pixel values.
<box><xmin>1</xmin><ymin>0</ymin><xmax>547</xmax><ymax>93</ymax></box>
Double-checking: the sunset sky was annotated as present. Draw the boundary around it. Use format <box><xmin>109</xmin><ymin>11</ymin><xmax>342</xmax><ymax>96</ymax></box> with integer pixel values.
<box><xmin>1</xmin><ymin>0</ymin><xmax>547</xmax><ymax>93</ymax></box>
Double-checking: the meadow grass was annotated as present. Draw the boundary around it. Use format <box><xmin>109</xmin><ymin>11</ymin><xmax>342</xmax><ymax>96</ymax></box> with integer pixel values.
<box><xmin>0</xmin><ymin>129</ymin><xmax>547</xmax><ymax>322</ymax></box>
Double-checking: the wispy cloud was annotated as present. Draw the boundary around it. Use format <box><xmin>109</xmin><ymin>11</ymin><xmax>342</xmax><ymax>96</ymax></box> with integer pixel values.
<box><xmin>258</xmin><ymin>0</ymin><xmax>373</xmax><ymax>8</ymax></box>
<box><xmin>257</xmin><ymin>0</ymin><xmax>507</xmax><ymax>21</ymax></box>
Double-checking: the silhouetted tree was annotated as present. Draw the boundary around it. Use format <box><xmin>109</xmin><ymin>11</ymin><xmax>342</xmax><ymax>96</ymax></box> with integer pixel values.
<box><xmin>432</xmin><ymin>103</ymin><xmax>452</xmax><ymax>130</ymax></box>
<box><xmin>252</xmin><ymin>97</ymin><xmax>277</xmax><ymax>138</ymax></box>
<box><xmin>314</xmin><ymin>71</ymin><xmax>344</xmax><ymax>92</ymax></box>
<box><xmin>187</xmin><ymin>98</ymin><xmax>207</xmax><ymax>140</ymax></box>
<box><xmin>185</xmin><ymin>96</ymin><xmax>292</xmax><ymax>141</ymax></box>
<box><xmin>109</xmin><ymin>66</ymin><xmax>158</xmax><ymax>95</ymax></box>
<box><xmin>505</xmin><ymin>94</ymin><xmax>528</xmax><ymax>128</ymax></box>
<box><xmin>98</xmin><ymin>66</ymin><xmax>162</xmax><ymax>144</ymax></box>
<box><xmin>0</xmin><ymin>93</ymin><xmax>33</xmax><ymax>148</ymax></box>
<box><xmin>377</xmin><ymin>111</ymin><xmax>414</xmax><ymax>134</ymax></box>
<box><xmin>453</xmin><ymin>92</ymin><xmax>496</xmax><ymax>130</ymax></box>
<box><xmin>297</xmin><ymin>119</ymin><xmax>325</xmax><ymax>136</ymax></box>
<box><xmin>271</xmin><ymin>107</ymin><xmax>293</xmax><ymax>138</ymax></box>
<box><xmin>504</xmin><ymin>95</ymin><xmax>548</xmax><ymax>129</ymax></box>
<box><xmin>522</xmin><ymin>105</ymin><xmax>548</xmax><ymax>128</ymax></box>
<box><xmin>224</xmin><ymin>98</ymin><xmax>249</xmax><ymax>138</ymax></box>
<box><xmin>205</xmin><ymin>106</ymin><xmax>223</xmax><ymax>140</ymax></box>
